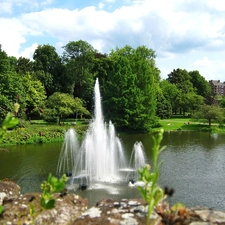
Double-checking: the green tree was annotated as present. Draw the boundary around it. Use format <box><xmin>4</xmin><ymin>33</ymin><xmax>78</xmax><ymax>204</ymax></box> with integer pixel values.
<box><xmin>167</xmin><ymin>68</ymin><xmax>193</xmax><ymax>93</ymax></box>
<box><xmin>0</xmin><ymin>46</ymin><xmax>11</xmax><ymax>74</ymax></box>
<box><xmin>15</xmin><ymin>56</ymin><xmax>33</xmax><ymax>75</ymax></box>
<box><xmin>156</xmin><ymin>90</ymin><xmax>172</xmax><ymax>119</ymax></box>
<box><xmin>160</xmin><ymin>80</ymin><xmax>179</xmax><ymax>114</ymax></box>
<box><xmin>220</xmin><ymin>97</ymin><xmax>225</xmax><ymax>108</ymax></box>
<box><xmin>44</xmin><ymin>92</ymin><xmax>89</xmax><ymax>124</ymax></box>
<box><xmin>185</xmin><ymin>93</ymin><xmax>204</xmax><ymax>114</ymax></box>
<box><xmin>33</xmin><ymin>44</ymin><xmax>63</xmax><ymax>96</ymax></box>
<box><xmin>103</xmin><ymin>45</ymin><xmax>158</xmax><ymax>132</ymax></box>
<box><xmin>22</xmin><ymin>74</ymin><xmax>46</xmax><ymax>120</ymax></box>
<box><xmin>0</xmin><ymin>47</ymin><xmax>25</xmax><ymax>119</ymax></box>
<box><xmin>195</xmin><ymin>104</ymin><xmax>224</xmax><ymax>127</ymax></box>
<box><xmin>62</xmin><ymin>40</ymin><xmax>96</xmax><ymax>109</ymax></box>
<box><xmin>102</xmin><ymin>55</ymin><xmax>137</xmax><ymax>129</ymax></box>
<box><xmin>167</xmin><ymin>68</ymin><xmax>195</xmax><ymax>114</ymax></box>
<box><xmin>189</xmin><ymin>70</ymin><xmax>211</xmax><ymax>98</ymax></box>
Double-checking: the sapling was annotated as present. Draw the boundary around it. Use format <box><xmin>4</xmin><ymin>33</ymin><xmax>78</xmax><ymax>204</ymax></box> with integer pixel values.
<box><xmin>0</xmin><ymin>205</ymin><xmax>3</xmax><ymax>215</ymax></box>
<box><xmin>40</xmin><ymin>173</ymin><xmax>68</xmax><ymax>209</ymax></box>
<box><xmin>138</xmin><ymin>128</ymin><xmax>166</xmax><ymax>225</ymax></box>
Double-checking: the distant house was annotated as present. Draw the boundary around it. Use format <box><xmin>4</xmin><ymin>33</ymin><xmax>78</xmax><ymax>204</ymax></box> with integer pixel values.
<box><xmin>209</xmin><ymin>80</ymin><xmax>225</xmax><ymax>96</ymax></box>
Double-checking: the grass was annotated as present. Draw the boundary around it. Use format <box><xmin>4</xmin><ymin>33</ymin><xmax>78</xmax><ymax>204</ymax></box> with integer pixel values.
<box><xmin>154</xmin><ymin>116</ymin><xmax>225</xmax><ymax>132</ymax></box>
<box><xmin>1</xmin><ymin>116</ymin><xmax>225</xmax><ymax>146</ymax></box>
<box><xmin>0</xmin><ymin>119</ymin><xmax>89</xmax><ymax>146</ymax></box>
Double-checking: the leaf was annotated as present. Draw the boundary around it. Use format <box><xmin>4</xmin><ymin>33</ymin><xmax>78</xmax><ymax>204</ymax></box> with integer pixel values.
<box><xmin>45</xmin><ymin>199</ymin><xmax>55</xmax><ymax>209</ymax></box>
<box><xmin>54</xmin><ymin>182</ymin><xmax>65</xmax><ymax>192</ymax></box>
<box><xmin>40</xmin><ymin>197</ymin><xmax>46</xmax><ymax>208</ymax></box>
<box><xmin>171</xmin><ymin>202</ymin><xmax>185</xmax><ymax>211</ymax></box>
<box><xmin>0</xmin><ymin>205</ymin><xmax>4</xmax><ymax>215</ymax></box>
<box><xmin>2</xmin><ymin>113</ymin><xmax>19</xmax><ymax>129</ymax></box>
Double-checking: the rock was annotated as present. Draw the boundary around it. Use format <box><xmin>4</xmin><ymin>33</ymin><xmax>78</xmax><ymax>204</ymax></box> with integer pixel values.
<box><xmin>1</xmin><ymin>181</ymin><xmax>225</xmax><ymax>225</ymax></box>
<box><xmin>0</xmin><ymin>192</ymin><xmax>88</xmax><ymax>225</ymax></box>
<box><xmin>0</xmin><ymin>180</ymin><xmax>21</xmax><ymax>205</ymax></box>
<box><xmin>35</xmin><ymin>193</ymin><xmax>88</xmax><ymax>225</ymax></box>
<box><xmin>72</xmin><ymin>198</ymin><xmax>161</xmax><ymax>225</ymax></box>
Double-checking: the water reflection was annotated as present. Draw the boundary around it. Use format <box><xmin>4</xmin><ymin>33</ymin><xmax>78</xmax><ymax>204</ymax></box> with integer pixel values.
<box><xmin>0</xmin><ymin>131</ymin><xmax>225</xmax><ymax>209</ymax></box>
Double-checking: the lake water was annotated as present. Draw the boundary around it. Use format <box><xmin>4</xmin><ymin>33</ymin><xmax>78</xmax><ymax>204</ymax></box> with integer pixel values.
<box><xmin>0</xmin><ymin>131</ymin><xmax>225</xmax><ymax>210</ymax></box>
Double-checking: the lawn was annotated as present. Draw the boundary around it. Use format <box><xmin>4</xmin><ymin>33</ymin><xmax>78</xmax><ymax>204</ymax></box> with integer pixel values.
<box><xmin>155</xmin><ymin>116</ymin><xmax>224</xmax><ymax>132</ymax></box>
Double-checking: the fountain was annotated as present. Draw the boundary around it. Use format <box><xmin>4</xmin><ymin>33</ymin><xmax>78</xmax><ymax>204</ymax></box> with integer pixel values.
<box><xmin>127</xmin><ymin>141</ymin><xmax>147</xmax><ymax>181</ymax></box>
<box><xmin>57</xmin><ymin>78</ymin><xmax>147</xmax><ymax>191</ymax></box>
<box><xmin>56</xmin><ymin>128</ymin><xmax>79</xmax><ymax>176</ymax></box>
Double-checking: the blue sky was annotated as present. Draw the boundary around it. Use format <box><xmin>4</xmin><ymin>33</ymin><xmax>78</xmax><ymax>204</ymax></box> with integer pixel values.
<box><xmin>1</xmin><ymin>0</ymin><xmax>225</xmax><ymax>81</ymax></box>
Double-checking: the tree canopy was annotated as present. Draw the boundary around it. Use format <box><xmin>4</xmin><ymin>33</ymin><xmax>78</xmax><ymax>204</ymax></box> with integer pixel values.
<box><xmin>0</xmin><ymin>41</ymin><xmax>224</xmax><ymax>131</ymax></box>
<box><xmin>101</xmin><ymin>45</ymin><xmax>158</xmax><ymax>131</ymax></box>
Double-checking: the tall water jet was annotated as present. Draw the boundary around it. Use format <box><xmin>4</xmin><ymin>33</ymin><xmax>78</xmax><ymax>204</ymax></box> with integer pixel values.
<box><xmin>71</xmin><ymin>78</ymin><xmax>127</xmax><ymax>187</ymax></box>
<box><xmin>57</xmin><ymin>78</ymin><xmax>147</xmax><ymax>191</ymax></box>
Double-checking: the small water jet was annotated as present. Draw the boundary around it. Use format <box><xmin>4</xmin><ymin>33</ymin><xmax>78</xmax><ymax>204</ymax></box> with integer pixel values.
<box><xmin>57</xmin><ymin>78</ymin><xmax>147</xmax><ymax>190</ymax></box>
<box><xmin>126</xmin><ymin>141</ymin><xmax>147</xmax><ymax>182</ymax></box>
<box><xmin>56</xmin><ymin>128</ymin><xmax>79</xmax><ymax>176</ymax></box>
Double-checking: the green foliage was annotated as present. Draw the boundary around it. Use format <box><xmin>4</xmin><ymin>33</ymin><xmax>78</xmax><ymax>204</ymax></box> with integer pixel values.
<box><xmin>40</xmin><ymin>173</ymin><xmax>68</xmax><ymax>209</ymax></box>
<box><xmin>0</xmin><ymin>103</ymin><xmax>19</xmax><ymax>141</ymax></box>
<box><xmin>62</xmin><ymin>40</ymin><xmax>96</xmax><ymax>107</ymax></box>
<box><xmin>0</xmin><ymin>122</ymin><xmax>87</xmax><ymax>146</ymax></box>
<box><xmin>156</xmin><ymin>91</ymin><xmax>172</xmax><ymax>119</ymax></box>
<box><xmin>22</xmin><ymin>74</ymin><xmax>46</xmax><ymax>119</ymax></box>
<box><xmin>167</xmin><ymin>68</ymin><xmax>193</xmax><ymax>94</ymax></box>
<box><xmin>138</xmin><ymin>129</ymin><xmax>166</xmax><ymax>225</ymax></box>
<box><xmin>0</xmin><ymin>205</ymin><xmax>3</xmax><ymax>215</ymax></box>
<box><xmin>33</xmin><ymin>44</ymin><xmax>63</xmax><ymax>96</ymax></box>
<box><xmin>166</xmin><ymin>69</ymin><xmax>196</xmax><ymax>114</ymax></box>
<box><xmin>44</xmin><ymin>92</ymin><xmax>89</xmax><ymax>124</ymax></box>
<box><xmin>194</xmin><ymin>104</ymin><xmax>224</xmax><ymax>127</ymax></box>
<box><xmin>102</xmin><ymin>45</ymin><xmax>158</xmax><ymax>132</ymax></box>
<box><xmin>189</xmin><ymin>70</ymin><xmax>211</xmax><ymax>98</ymax></box>
<box><xmin>220</xmin><ymin>97</ymin><xmax>225</xmax><ymax>108</ymax></box>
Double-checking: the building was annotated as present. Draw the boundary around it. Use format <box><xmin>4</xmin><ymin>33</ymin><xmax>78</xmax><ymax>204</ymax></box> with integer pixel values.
<box><xmin>209</xmin><ymin>80</ymin><xmax>225</xmax><ymax>96</ymax></box>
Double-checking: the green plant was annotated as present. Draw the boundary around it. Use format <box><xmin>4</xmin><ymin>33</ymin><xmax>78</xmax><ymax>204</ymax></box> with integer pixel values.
<box><xmin>138</xmin><ymin>128</ymin><xmax>166</xmax><ymax>225</ymax></box>
<box><xmin>29</xmin><ymin>202</ymin><xmax>35</xmax><ymax>224</ymax></box>
<box><xmin>0</xmin><ymin>205</ymin><xmax>3</xmax><ymax>215</ymax></box>
<box><xmin>0</xmin><ymin>103</ymin><xmax>19</xmax><ymax>141</ymax></box>
<box><xmin>40</xmin><ymin>173</ymin><xmax>68</xmax><ymax>209</ymax></box>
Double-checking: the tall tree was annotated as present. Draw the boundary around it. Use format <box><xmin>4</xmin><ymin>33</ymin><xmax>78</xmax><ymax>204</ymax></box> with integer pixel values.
<box><xmin>160</xmin><ymin>80</ymin><xmax>179</xmax><ymax>114</ymax></box>
<box><xmin>62</xmin><ymin>40</ymin><xmax>96</xmax><ymax>109</ymax></box>
<box><xmin>102</xmin><ymin>45</ymin><xmax>158</xmax><ymax>131</ymax></box>
<box><xmin>33</xmin><ymin>44</ymin><xmax>63</xmax><ymax>96</ymax></box>
<box><xmin>167</xmin><ymin>68</ymin><xmax>193</xmax><ymax>93</ymax></box>
<box><xmin>22</xmin><ymin>74</ymin><xmax>46</xmax><ymax>120</ymax></box>
<box><xmin>0</xmin><ymin>47</ymin><xmax>25</xmax><ymax>119</ymax></box>
<box><xmin>15</xmin><ymin>57</ymin><xmax>33</xmax><ymax>75</ymax></box>
<box><xmin>167</xmin><ymin>68</ymin><xmax>196</xmax><ymax>114</ymax></box>
<box><xmin>189</xmin><ymin>70</ymin><xmax>211</xmax><ymax>98</ymax></box>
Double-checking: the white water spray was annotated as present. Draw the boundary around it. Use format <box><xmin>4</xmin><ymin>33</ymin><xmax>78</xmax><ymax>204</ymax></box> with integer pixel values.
<box><xmin>57</xmin><ymin>78</ymin><xmax>147</xmax><ymax>189</ymax></box>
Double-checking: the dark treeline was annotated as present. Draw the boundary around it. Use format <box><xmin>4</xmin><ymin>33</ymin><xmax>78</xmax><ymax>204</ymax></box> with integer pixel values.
<box><xmin>0</xmin><ymin>40</ymin><xmax>223</xmax><ymax>131</ymax></box>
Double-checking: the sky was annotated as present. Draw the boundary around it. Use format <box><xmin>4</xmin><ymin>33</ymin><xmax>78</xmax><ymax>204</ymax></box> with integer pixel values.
<box><xmin>1</xmin><ymin>0</ymin><xmax>225</xmax><ymax>81</ymax></box>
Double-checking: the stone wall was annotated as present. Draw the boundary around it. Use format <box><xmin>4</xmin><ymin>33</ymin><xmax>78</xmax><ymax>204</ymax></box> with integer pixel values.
<box><xmin>0</xmin><ymin>180</ymin><xmax>225</xmax><ymax>225</ymax></box>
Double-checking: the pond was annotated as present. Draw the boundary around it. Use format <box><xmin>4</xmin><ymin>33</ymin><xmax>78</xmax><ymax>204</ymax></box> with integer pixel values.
<box><xmin>0</xmin><ymin>131</ymin><xmax>225</xmax><ymax>210</ymax></box>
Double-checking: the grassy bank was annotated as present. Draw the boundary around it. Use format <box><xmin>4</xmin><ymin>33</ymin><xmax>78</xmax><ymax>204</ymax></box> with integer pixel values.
<box><xmin>0</xmin><ymin>119</ymin><xmax>88</xmax><ymax>146</ymax></box>
<box><xmin>154</xmin><ymin>116</ymin><xmax>225</xmax><ymax>132</ymax></box>
<box><xmin>1</xmin><ymin>116</ymin><xmax>224</xmax><ymax>146</ymax></box>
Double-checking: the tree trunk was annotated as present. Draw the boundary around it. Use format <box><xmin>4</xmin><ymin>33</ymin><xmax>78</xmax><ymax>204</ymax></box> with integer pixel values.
<box><xmin>208</xmin><ymin>118</ymin><xmax>211</xmax><ymax>127</ymax></box>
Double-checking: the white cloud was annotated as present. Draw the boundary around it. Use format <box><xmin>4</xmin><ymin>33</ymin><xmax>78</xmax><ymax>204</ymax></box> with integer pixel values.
<box><xmin>0</xmin><ymin>0</ymin><xmax>225</xmax><ymax>80</ymax></box>
<box><xmin>192</xmin><ymin>57</ymin><xmax>212</xmax><ymax>67</ymax></box>
<box><xmin>20</xmin><ymin>43</ymin><xmax>38</xmax><ymax>59</ymax></box>
<box><xmin>0</xmin><ymin>18</ymin><xmax>27</xmax><ymax>57</ymax></box>
<box><xmin>0</xmin><ymin>2</ymin><xmax>13</xmax><ymax>14</ymax></box>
